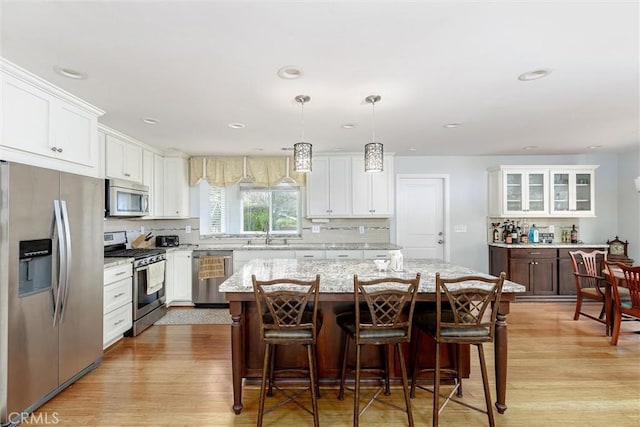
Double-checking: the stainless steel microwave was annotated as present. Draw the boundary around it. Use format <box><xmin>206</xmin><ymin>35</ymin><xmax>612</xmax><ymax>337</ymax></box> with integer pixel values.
<box><xmin>105</xmin><ymin>179</ymin><xmax>149</xmax><ymax>217</ymax></box>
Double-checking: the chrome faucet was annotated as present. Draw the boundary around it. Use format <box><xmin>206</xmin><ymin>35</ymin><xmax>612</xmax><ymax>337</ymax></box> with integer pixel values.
<box><xmin>263</xmin><ymin>220</ymin><xmax>272</xmax><ymax>245</ymax></box>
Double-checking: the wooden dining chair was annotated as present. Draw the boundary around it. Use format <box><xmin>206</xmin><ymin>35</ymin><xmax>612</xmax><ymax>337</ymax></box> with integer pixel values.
<box><xmin>337</xmin><ymin>273</ymin><xmax>420</xmax><ymax>427</ymax></box>
<box><xmin>411</xmin><ymin>273</ymin><xmax>505</xmax><ymax>427</ymax></box>
<box><xmin>569</xmin><ymin>250</ymin><xmax>607</xmax><ymax>324</ymax></box>
<box><xmin>604</xmin><ymin>262</ymin><xmax>640</xmax><ymax>345</ymax></box>
<box><xmin>252</xmin><ymin>274</ymin><xmax>321</xmax><ymax>427</ymax></box>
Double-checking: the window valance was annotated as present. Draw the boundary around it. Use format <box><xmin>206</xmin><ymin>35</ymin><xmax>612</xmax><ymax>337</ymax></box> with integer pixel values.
<box><xmin>189</xmin><ymin>156</ymin><xmax>306</xmax><ymax>187</ymax></box>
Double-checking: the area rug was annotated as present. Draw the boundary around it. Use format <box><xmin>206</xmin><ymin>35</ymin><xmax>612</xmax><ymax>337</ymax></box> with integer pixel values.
<box><xmin>154</xmin><ymin>308</ymin><xmax>232</xmax><ymax>325</ymax></box>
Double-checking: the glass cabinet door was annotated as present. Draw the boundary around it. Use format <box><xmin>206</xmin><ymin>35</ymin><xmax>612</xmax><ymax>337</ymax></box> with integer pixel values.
<box><xmin>503</xmin><ymin>170</ymin><xmax>548</xmax><ymax>215</ymax></box>
<box><xmin>575</xmin><ymin>173</ymin><xmax>592</xmax><ymax>212</ymax></box>
<box><xmin>553</xmin><ymin>173</ymin><xmax>570</xmax><ymax>212</ymax></box>
<box><xmin>505</xmin><ymin>173</ymin><xmax>523</xmax><ymax>212</ymax></box>
<box><xmin>550</xmin><ymin>170</ymin><xmax>595</xmax><ymax>216</ymax></box>
<box><xmin>527</xmin><ymin>173</ymin><xmax>546</xmax><ymax>212</ymax></box>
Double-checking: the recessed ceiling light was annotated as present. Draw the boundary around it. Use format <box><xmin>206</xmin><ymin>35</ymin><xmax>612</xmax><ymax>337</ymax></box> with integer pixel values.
<box><xmin>142</xmin><ymin>117</ymin><xmax>158</xmax><ymax>125</ymax></box>
<box><xmin>587</xmin><ymin>145</ymin><xmax>602</xmax><ymax>150</ymax></box>
<box><xmin>341</xmin><ymin>123</ymin><xmax>357</xmax><ymax>129</ymax></box>
<box><xmin>228</xmin><ymin>122</ymin><xmax>245</xmax><ymax>129</ymax></box>
<box><xmin>443</xmin><ymin>123</ymin><xmax>461</xmax><ymax>128</ymax></box>
<box><xmin>334</xmin><ymin>148</ymin><xmax>343</xmax><ymax>151</ymax></box>
<box><xmin>518</xmin><ymin>69</ymin><xmax>552</xmax><ymax>81</ymax></box>
<box><xmin>277</xmin><ymin>65</ymin><xmax>303</xmax><ymax>80</ymax></box>
<box><xmin>254</xmin><ymin>147</ymin><xmax>264</xmax><ymax>152</ymax></box>
<box><xmin>53</xmin><ymin>65</ymin><xmax>87</xmax><ymax>80</ymax></box>
<box><xmin>522</xmin><ymin>145</ymin><xmax>538</xmax><ymax>150</ymax></box>
<box><xmin>409</xmin><ymin>147</ymin><xmax>417</xmax><ymax>151</ymax></box>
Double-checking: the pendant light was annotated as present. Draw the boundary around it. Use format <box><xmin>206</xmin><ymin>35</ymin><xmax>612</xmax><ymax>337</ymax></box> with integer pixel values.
<box><xmin>364</xmin><ymin>95</ymin><xmax>383</xmax><ymax>173</ymax></box>
<box><xmin>293</xmin><ymin>95</ymin><xmax>312</xmax><ymax>172</ymax></box>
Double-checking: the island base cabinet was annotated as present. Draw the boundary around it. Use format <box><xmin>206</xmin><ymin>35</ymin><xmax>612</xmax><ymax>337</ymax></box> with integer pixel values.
<box><xmin>240</xmin><ymin>300</ymin><xmax>470</xmax><ymax>382</ymax></box>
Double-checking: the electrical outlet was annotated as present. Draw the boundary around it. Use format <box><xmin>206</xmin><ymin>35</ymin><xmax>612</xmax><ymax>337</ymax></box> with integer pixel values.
<box><xmin>312</xmin><ymin>225</ymin><xmax>320</xmax><ymax>233</ymax></box>
<box><xmin>453</xmin><ymin>225</ymin><xmax>467</xmax><ymax>233</ymax></box>
<box><xmin>185</xmin><ymin>225</ymin><xmax>191</xmax><ymax>234</ymax></box>
<box><xmin>359</xmin><ymin>226</ymin><xmax>365</xmax><ymax>234</ymax></box>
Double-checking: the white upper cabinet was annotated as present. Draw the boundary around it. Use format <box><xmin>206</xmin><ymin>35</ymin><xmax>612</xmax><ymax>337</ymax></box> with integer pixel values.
<box><xmin>549</xmin><ymin>167</ymin><xmax>597</xmax><ymax>217</ymax></box>
<box><xmin>1</xmin><ymin>59</ymin><xmax>103</xmax><ymax>177</ymax></box>
<box><xmin>105</xmin><ymin>134</ymin><xmax>143</xmax><ymax>183</ymax></box>
<box><xmin>488</xmin><ymin>165</ymin><xmax>597</xmax><ymax>218</ymax></box>
<box><xmin>351</xmin><ymin>156</ymin><xmax>394</xmax><ymax>217</ymax></box>
<box><xmin>306</xmin><ymin>156</ymin><xmax>351</xmax><ymax>217</ymax></box>
<box><xmin>162</xmin><ymin>157</ymin><xmax>190</xmax><ymax>218</ymax></box>
<box><xmin>306</xmin><ymin>155</ymin><xmax>394</xmax><ymax>218</ymax></box>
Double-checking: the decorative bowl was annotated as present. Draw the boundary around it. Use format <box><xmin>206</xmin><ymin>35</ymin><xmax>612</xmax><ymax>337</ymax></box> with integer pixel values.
<box><xmin>373</xmin><ymin>259</ymin><xmax>390</xmax><ymax>272</ymax></box>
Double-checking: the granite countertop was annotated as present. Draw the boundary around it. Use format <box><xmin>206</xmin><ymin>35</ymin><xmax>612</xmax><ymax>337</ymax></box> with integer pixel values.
<box><xmin>489</xmin><ymin>243</ymin><xmax>608</xmax><ymax>249</ymax></box>
<box><xmin>103</xmin><ymin>257</ymin><xmax>134</xmax><ymax>268</ymax></box>
<box><xmin>219</xmin><ymin>258</ymin><xmax>526</xmax><ymax>294</ymax></box>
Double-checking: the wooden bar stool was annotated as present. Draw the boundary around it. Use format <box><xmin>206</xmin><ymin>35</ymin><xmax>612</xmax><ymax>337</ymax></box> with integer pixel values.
<box><xmin>337</xmin><ymin>273</ymin><xmax>420</xmax><ymax>427</ymax></box>
<box><xmin>411</xmin><ymin>273</ymin><xmax>505</xmax><ymax>427</ymax></box>
<box><xmin>252</xmin><ymin>274</ymin><xmax>321</xmax><ymax>427</ymax></box>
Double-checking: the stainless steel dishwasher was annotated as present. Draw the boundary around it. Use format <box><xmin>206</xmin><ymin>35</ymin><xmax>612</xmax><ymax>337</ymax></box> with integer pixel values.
<box><xmin>191</xmin><ymin>250</ymin><xmax>233</xmax><ymax>307</ymax></box>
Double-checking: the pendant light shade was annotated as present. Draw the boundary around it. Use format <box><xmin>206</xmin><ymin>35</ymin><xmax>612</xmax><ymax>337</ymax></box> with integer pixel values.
<box><xmin>293</xmin><ymin>95</ymin><xmax>312</xmax><ymax>172</ymax></box>
<box><xmin>364</xmin><ymin>95</ymin><xmax>383</xmax><ymax>173</ymax></box>
<box><xmin>294</xmin><ymin>142</ymin><xmax>312</xmax><ymax>172</ymax></box>
<box><xmin>364</xmin><ymin>142</ymin><xmax>384</xmax><ymax>172</ymax></box>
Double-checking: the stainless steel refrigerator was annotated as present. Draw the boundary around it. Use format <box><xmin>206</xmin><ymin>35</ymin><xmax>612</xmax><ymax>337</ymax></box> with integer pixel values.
<box><xmin>0</xmin><ymin>161</ymin><xmax>103</xmax><ymax>426</ymax></box>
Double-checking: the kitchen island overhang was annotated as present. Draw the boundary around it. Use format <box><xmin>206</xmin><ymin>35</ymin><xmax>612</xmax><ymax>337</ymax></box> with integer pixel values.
<box><xmin>220</xmin><ymin>258</ymin><xmax>526</xmax><ymax>415</ymax></box>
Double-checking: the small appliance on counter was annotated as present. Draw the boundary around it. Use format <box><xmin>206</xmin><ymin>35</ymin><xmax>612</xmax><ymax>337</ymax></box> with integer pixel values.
<box><xmin>156</xmin><ymin>235</ymin><xmax>179</xmax><ymax>247</ymax></box>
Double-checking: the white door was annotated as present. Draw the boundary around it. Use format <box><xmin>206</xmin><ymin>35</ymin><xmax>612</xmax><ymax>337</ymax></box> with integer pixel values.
<box><xmin>395</xmin><ymin>176</ymin><xmax>447</xmax><ymax>260</ymax></box>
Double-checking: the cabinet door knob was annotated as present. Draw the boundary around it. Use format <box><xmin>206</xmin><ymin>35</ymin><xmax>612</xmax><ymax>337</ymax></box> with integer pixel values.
<box><xmin>438</xmin><ymin>240</ymin><xmax>444</xmax><ymax>244</ymax></box>
<box><xmin>57</xmin><ymin>148</ymin><xmax>63</xmax><ymax>152</ymax></box>
<box><xmin>51</xmin><ymin>147</ymin><xmax>58</xmax><ymax>152</ymax></box>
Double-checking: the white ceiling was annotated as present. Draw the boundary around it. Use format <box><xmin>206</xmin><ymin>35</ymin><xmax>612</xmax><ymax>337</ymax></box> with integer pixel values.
<box><xmin>1</xmin><ymin>1</ymin><xmax>638</xmax><ymax>157</ymax></box>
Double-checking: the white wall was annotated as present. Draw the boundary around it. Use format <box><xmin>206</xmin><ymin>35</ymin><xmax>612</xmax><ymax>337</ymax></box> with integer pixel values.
<box><xmin>617</xmin><ymin>146</ymin><xmax>640</xmax><ymax>262</ymax></box>
<box><xmin>394</xmin><ymin>153</ymin><xmax>621</xmax><ymax>271</ymax></box>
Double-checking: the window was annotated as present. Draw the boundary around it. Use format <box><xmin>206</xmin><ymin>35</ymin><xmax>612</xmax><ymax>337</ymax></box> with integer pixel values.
<box><xmin>209</xmin><ymin>185</ymin><xmax>226</xmax><ymax>233</ymax></box>
<box><xmin>240</xmin><ymin>185</ymin><xmax>300</xmax><ymax>234</ymax></box>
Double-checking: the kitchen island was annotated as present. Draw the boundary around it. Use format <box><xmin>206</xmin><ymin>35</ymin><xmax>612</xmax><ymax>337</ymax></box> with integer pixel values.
<box><xmin>220</xmin><ymin>258</ymin><xmax>526</xmax><ymax>415</ymax></box>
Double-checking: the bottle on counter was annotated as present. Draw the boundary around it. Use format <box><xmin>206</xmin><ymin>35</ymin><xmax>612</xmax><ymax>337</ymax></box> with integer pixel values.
<box><xmin>528</xmin><ymin>224</ymin><xmax>539</xmax><ymax>243</ymax></box>
<box><xmin>570</xmin><ymin>225</ymin><xmax>578</xmax><ymax>244</ymax></box>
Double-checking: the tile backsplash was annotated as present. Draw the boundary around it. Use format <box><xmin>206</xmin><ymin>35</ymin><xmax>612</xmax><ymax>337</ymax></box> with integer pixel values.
<box><xmin>487</xmin><ymin>217</ymin><xmax>585</xmax><ymax>244</ymax></box>
<box><xmin>105</xmin><ymin>217</ymin><xmax>390</xmax><ymax>247</ymax></box>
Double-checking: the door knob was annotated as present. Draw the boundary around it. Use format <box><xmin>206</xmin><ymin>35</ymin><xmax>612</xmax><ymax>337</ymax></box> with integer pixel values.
<box><xmin>438</xmin><ymin>240</ymin><xmax>444</xmax><ymax>244</ymax></box>
<box><xmin>438</xmin><ymin>232</ymin><xmax>443</xmax><ymax>236</ymax></box>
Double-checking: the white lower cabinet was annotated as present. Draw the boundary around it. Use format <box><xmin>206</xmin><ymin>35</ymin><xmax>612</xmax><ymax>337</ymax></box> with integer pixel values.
<box><xmin>165</xmin><ymin>250</ymin><xmax>193</xmax><ymax>305</ymax></box>
<box><xmin>233</xmin><ymin>250</ymin><xmax>296</xmax><ymax>273</ymax></box>
<box><xmin>325</xmin><ymin>250</ymin><xmax>363</xmax><ymax>260</ymax></box>
<box><xmin>362</xmin><ymin>250</ymin><xmax>391</xmax><ymax>259</ymax></box>
<box><xmin>232</xmin><ymin>249</ymin><xmax>391</xmax><ymax>273</ymax></box>
<box><xmin>295</xmin><ymin>250</ymin><xmax>326</xmax><ymax>259</ymax></box>
<box><xmin>103</xmin><ymin>262</ymin><xmax>133</xmax><ymax>349</ymax></box>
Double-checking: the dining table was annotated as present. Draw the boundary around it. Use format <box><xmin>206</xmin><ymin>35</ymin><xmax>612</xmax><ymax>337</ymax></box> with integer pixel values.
<box><xmin>220</xmin><ymin>258</ymin><xmax>526</xmax><ymax>416</ymax></box>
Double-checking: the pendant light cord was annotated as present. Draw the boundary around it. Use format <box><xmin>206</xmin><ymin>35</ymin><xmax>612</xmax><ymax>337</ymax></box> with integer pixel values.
<box><xmin>300</xmin><ymin>99</ymin><xmax>305</xmax><ymax>142</ymax></box>
<box><xmin>371</xmin><ymin>99</ymin><xmax>376</xmax><ymax>142</ymax></box>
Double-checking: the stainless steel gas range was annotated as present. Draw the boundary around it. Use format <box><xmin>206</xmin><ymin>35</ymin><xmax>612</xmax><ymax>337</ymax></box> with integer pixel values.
<box><xmin>104</xmin><ymin>231</ymin><xmax>167</xmax><ymax>336</ymax></box>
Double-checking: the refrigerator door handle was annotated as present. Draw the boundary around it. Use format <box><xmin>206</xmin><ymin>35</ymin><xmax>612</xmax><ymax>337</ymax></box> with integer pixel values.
<box><xmin>52</xmin><ymin>199</ymin><xmax>66</xmax><ymax>326</ymax></box>
<box><xmin>59</xmin><ymin>200</ymin><xmax>73</xmax><ymax>323</ymax></box>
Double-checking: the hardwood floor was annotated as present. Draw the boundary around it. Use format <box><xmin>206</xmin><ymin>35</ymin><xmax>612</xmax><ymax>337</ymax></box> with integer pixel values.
<box><xmin>32</xmin><ymin>302</ymin><xmax>640</xmax><ymax>426</ymax></box>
